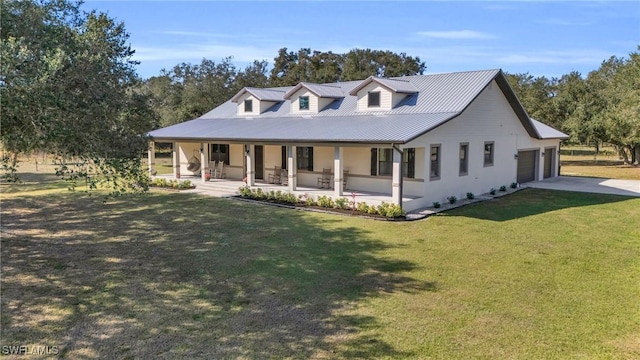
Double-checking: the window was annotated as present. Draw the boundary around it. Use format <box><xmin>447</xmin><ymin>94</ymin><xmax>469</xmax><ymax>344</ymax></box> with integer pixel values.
<box><xmin>403</xmin><ymin>148</ymin><xmax>415</xmax><ymax>178</ymax></box>
<box><xmin>210</xmin><ymin>144</ymin><xmax>229</xmax><ymax>165</ymax></box>
<box><xmin>484</xmin><ymin>141</ymin><xmax>494</xmax><ymax>166</ymax></box>
<box><xmin>296</xmin><ymin>147</ymin><xmax>313</xmax><ymax>171</ymax></box>
<box><xmin>369</xmin><ymin>148</ymin><xmax>415</xmax><ymax>178</ymax></box>
<box><xmin>430</xmin><ymin>145</ymin><xmax>440</xmax><ymax>180</ymax></box>
<box><xmin>459</xmin><ymin>143</ymin><xmax>469</xmax><ymax>176</ymax></box>
<box><xmin>299</xmin><ymin>96</ymin><xmax>309</xmax><ymax>110</ymax></box>
<box><xmin>368</xmin><ymin>91</ymin><xmax>380</xmax><ymax>107</ymax></box>
<box><xmin>244</xmin><ymin>99</ymin><xmax>253</xmax><ymax>113</ymax></box>
<box><xmin>378</xmin><ymin>149</ymin><xmax>393</xmax><ymax>176</ymax></box>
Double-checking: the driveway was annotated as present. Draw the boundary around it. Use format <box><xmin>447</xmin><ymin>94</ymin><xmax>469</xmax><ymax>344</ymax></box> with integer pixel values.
<box><xmin>527</xmin><ymin>176</ymin><xmax>640</xmax><ymax>197</ymax></box>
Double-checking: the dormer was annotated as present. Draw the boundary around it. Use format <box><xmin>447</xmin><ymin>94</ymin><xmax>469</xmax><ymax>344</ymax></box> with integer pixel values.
<box><xmin>349</xmin><ymin>77</ymin><xmax>418</xmax><ymax>111</ymax></box>
<box><xmin>231</xmin><ymin>87</ymin><xmax>285</xmax><ymax>115</ymax></box>
<box><xmin>283</xmin><ymin>82</ymin><xmax>344</xmax><ymax>114</ymax></box>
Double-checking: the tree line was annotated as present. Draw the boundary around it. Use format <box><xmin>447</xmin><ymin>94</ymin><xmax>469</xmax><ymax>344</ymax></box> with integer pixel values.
<box><xmin>1</xmin><ymin>0</ymin><xmax>637</xmax><ymax>191</ymax></box>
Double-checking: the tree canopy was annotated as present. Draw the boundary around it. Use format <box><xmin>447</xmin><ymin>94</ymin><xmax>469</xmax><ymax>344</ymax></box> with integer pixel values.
<box><xmin>1</xmin><ymin>0</ymin><xmax>156</xmax><ymax>190</ymax></box>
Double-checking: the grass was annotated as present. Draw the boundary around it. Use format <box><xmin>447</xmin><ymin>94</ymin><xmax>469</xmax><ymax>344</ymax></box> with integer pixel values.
<box><xmin>561</xmin><ymin>145</ymin><xmax>640</xmax><ymax>180</ymax></box>
<box><xmin>1</xmin><ymin>173</ymin><xmax>640</xmax><ymax>359</ymax></box>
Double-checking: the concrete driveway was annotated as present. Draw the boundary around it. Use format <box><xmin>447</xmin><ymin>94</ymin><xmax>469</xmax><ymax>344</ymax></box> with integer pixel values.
<box><xmin>527</xmin><ymin>176</ymin><xmax>640</xmax><ymax>197</ymax></box>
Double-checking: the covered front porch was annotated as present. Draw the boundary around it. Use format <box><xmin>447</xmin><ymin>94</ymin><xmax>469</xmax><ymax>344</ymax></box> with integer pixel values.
<box><xmin>152</xmin><ymin>175</ymin><xmax>423</xmax><ymax>211</ymax></box>
<box><xmin>148</xmin><ymin>140</ymin><xmax>426</xmax><ymax>211</ymax></box>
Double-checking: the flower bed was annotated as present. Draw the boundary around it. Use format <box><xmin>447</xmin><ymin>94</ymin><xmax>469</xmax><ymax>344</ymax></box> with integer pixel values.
<box><xmin>237</xmin><ymin>186</ymin><xmax>405</xmax><ymax>219</ymax></box>
<box><xmin>150</xmin><ymin>178</ymin><xmax>196</xmax><ymax>190</ymax></box>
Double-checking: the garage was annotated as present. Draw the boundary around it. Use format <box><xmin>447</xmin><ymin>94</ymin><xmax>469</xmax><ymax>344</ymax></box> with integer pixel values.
<box><xmin>517</xmin><ymin>150</ymin><xmax>537</xmax><ymax>183</ymax></box>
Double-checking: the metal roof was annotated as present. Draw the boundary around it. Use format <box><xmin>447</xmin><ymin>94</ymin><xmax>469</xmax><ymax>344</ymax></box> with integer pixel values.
<box><xmin>148</xmin><ymin>112</ymin><xmax>458</xmax><ymax>143</ymax></box>
<box><xmin>348</xmin><ymin>76</ymin><xmax>419</xmax><ymax>95</ymax></box>
<box><xmin>531</xmin><ymin>119</ymin><xmax>569</xmax><ymax>139</ymax></box>
<box><xmin>283</xmin><ymin>82</ymin><xmax>344</xmax><ymax>99</ymax></box>
<box><xmin>150</xmin><ymin>69</ymin><xmax>561</xmax><ymax>144</ymax></box>
<box><xmin>230</xmin><ymin>87</ymin><xmax>286</xmax><ymax>102</ymax></box>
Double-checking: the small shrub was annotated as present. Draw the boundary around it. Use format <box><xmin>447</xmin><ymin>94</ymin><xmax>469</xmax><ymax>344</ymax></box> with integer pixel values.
<box><xmin>357</xmin><ymin>202</ymin><xmax>370</xmax><ymax>213</ymax></box>
<box><xmin>377</xmin><ymin>202</ymin><xmax>390</xmax><ymax>216</ymax></box>
<box><xmin>178</xmin><ymin>180</ymin><xmax>192</xmax><ymax>189</ymax></box>
<box><xmin>317</xmin><ymin>195</ymin><xmax>334</xmax><ymax>208</ymax></box>
<box><xmin>305</xmin><ymin>197</ymin><xmax>315</xmax><ymax>206</ymax></box>
<box><xmin>447</xmin><ymin>196</ymin><xmax>457</xmax><ymax>204</ymax></box>
<box><xmin>367</xmin><ymin>205</ymin><xmax>378</xmax><ymax>215</ymax></box>
<box><xmin>499</xmin><ymin>185</ymin><xmax>507</xmax><ymax>192</ymax></box>
<box><xmin>335</xmin><ymin>197</ymin><xmax>350</xmax><ymax>209</ymax></box>
<box><xmin>385</xmin><ymin>204</ymin><xmax>405</xmax><ymax>218</ymax></box>
<box><xmin>489</xmin><ymin>188</ymin><xmax>496</xmax><ymax>195</ymax></box>
<box><xmin>510</xmin><ymin>182</ymin><xmax>518</xmax><ymax>189</ymax></box>
<box><xmin>238</xmin><ymin>186</ymin><xmax>251</xmax><ymax>197</ymax></box>
<box><xmin>284</xmin><ymin>193</ymin><xmax>298</xmax><ymax>204</ymax></box>
<box><xmin>466</xmin><ymin>192</ymin><xmax>474</xmax><ymax>200</ymax></box>
<box><xmin>255</xmin><ymin>188</ymin><xmax>265</xmax><ymax>199</ymax></box>
<box><xmin>433</xmin><ymin>201</ymin><xmax>441</xmax><ymax>208</ymax></box>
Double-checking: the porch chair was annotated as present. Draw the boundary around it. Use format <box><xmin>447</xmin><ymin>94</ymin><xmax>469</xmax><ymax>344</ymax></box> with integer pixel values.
<box><xmin>317</xmin><ymin>168</ymin><xmax>332</xmax><ymax>189</ymax></box>
<box><xmin>209</xmin><ymin>161</ymin><xmax>217</xmax><ymax>178</ymax></box>
<box><xmin>216</xmin><ymin>161</ymin><xmax>225</xmax><ymax>179</ymax></box>
<box><xmin>268</xmin><ymin>166</ymin><xmax>282</xmax><ymax>184</ymax></box>
<box><xmin>280</xmin><ymin>169</ymin><xmax>288</xmax><ymax>186</ymax></box>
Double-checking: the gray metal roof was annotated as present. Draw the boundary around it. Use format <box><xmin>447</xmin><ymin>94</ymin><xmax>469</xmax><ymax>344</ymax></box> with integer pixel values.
<box><xmin>150</xmin><ymin>69</ymin><xmax>560</xmax><ymax>143</ymax></box>
<box><xmin>284</xmin><ymin>82</ymin><xmax>344</xmax><ymax>99</ymax></box>
<box><xmin>348</xmin><ymin>76</ymin><xmax>419</xmax><ymax>95</ymax></box>
<box><xmin>531</xmin><ymin>119</ymin><xmax>569</xmax><ymax>139</ymax></box>
<box><xmin>148</xmin><ymin>113</ymin><xmax>457</xmax><ymax>143</ymax></box>
<box><xmin>230</xmin><ymin>87</ymin><xmax>286</xmax><ymax>102</ymax></box>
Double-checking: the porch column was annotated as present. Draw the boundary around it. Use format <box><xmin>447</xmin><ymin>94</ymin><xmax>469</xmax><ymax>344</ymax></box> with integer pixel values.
<box><xmin>392</xmin><ymin>146</ymin><xmax>403</xmax><ymax>208</ymax></box>
<box><xmin>334</xmin><ymin>146</ymin><xmax>343</xmax><ymax>197</ymax></box>
<box><xmin>287</xmin><ymin>145</ymin><xmax>297</xmax><ymax>191</ymax></box>
<box><xmin>148</xmin><ymin>141</ymin><xmax>155</xmax><ymax>176</ymax></box>
<box><xmin>172</xmin><ymin>142</ymin><xmax>180</xmax><ymax>178</ymax></box>
<box><xmin>200</xmin><ymin>143</ymin><xmax>208</xmax><ymax>184</ymax></box>
<box><xmin>246</xmin><ymin>144</ymin><xmax>255</xmax><ymax>186</ymax></box>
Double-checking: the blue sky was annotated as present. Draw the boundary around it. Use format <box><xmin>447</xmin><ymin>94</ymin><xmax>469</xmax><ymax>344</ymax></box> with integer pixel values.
<box><xmin>85</xmin><ymin>1</ymin><xmax>639</xmax><ymax>80</ymax></box>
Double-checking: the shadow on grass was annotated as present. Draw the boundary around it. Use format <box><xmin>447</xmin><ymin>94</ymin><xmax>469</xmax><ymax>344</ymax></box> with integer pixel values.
<box><xmin>444</xmin><ymin>188</ymin><xmax>635</xmax><ymax>222</ymax></box>
<box><xmin>1</xmin><ymin>186</ymin><xmax>435</xmax><ymax>358</ymax></box>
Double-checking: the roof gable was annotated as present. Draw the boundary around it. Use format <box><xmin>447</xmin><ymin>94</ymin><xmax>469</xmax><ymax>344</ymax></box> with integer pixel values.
<box><xmin>348</xmin><ymin>76</ymin><xmax>418</xmax><ymax>96</ymax></box>
<box><xmin>231</xmin><ymin>87</ymin><xmax>285</xmax><ymax>103</ymax></box>
<box><xmin>284</xmin><ymin>82</ymin><xmax>344</xmax><ymax>99</ymax></box>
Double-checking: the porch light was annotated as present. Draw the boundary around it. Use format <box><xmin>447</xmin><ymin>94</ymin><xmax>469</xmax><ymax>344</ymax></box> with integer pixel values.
<box><xmin>514</xmin><ymin>154</ymin><xmax>518</xmax><ymax>159</ymax></box>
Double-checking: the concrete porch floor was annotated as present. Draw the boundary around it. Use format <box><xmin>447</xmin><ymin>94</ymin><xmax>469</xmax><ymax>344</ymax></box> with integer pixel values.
<box><xmin>153</xmin><ymin>175</ymin><xmax>422</xmax><ymax>209</ymax></box>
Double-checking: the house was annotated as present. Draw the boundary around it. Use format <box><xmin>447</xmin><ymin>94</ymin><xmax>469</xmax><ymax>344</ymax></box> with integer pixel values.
<box><xmin>147</xmin><ymin>69</ymin><xmax>568</xmax><ymax>212</ymax></box>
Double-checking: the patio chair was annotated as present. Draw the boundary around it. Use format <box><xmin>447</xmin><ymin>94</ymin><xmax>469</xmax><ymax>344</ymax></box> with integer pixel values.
<box><xmin>317</xmin><ymin>168</ymin><xmax>332</xmax><ymax>189</ymax></box>
<box><xmin>280</xmin><ymin>169</ymin><xmax>288</xmax><ymax>186</ymax></box>
<box><xmin>209</xmin><ymin>161</ymin><xmax>218</xmax><ymax>178</ymax></box>
<box><xmin>216</xmin><ymin>161</ymin><xmax>225</xmax><ymax>179</ymax></box>
<box><xmin>268</xmin><ymin>166</ymin><xmax>282</xmax><ymax>184</ymax></box>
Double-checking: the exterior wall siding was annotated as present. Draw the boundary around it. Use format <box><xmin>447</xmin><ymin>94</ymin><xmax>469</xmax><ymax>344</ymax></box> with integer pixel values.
<box><xmin>176</xmin><ymin>142</ymin><xmax>201</xmax><ymax>175</ymax></box>
<box><xmin>289</xmin><ymin>89</ymin><xmax>318</xmax><ymax>114</ymax></box>
<box><xmin>405</xmin><ymin>80</ymin><xmax>560</xmax><ymax>210</ymax></box>
<box><xmin>236</xmin><ymin>93</ymin><xmax>275</xmax><ymax>115</ymax></box>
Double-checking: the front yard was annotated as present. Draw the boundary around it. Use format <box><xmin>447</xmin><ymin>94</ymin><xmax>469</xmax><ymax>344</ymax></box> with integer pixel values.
<box><xmin>1</xmin><ymin>174</ymin><xmax>639</xmax><ymax>358</ymax></box>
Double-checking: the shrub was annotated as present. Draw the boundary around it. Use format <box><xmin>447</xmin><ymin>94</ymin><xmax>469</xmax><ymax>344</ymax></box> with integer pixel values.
<box><xmin>357</xmin><ymin>202</ymin><xmax>370</xmax><ymax>213</ymax></box>
<box><xmin>238</xmin><ymin>186</ymin><xmax>251</xmax><ymax>197</ymax></box>
<box><xmin>377</xmin><ymin>202</ymin><xmax>390</xmax><ymax>216</ymax></box>
<box><xmin>385</xmin><ymin>204</ymin><xmax>405</xmax><ymax>218</ymax></box>
<box><xmin>466</xmin><ymin>192</ymin><xmax>474</xmax><ymax>200</ymax></box>
<box><xmin>447</xmin><ymin>196</ymin><xmax>457</xmax><ymax>204</ymax></box>
<box><xmin>178</xmin><ymin>180</ymin><xmax>192</xmax><ymax>189</ymax></box>
<box><xmin>499</xmin><ymin>185</ymin><xmax>507</xmax><ymax>192</ymax></box>
<box><xmin>489</xmin><ymin>188</ymin><xmax>496</xmax><ymax>195</ymax></box>
<box><xmin>305</xmin><ymin>197</ymin><xmax>315</xmax><ymax>206</ymax></box>
<box><xmin>266</xmin><ymin>190</ymin><xmax>276</xmax><ymax>201</ymax></box>
<box><xmin>366</xmin><ymin>205</ymin><xmax>378</xmax><ymax>215</ymax></box>
<box><xmin>335</xmin><ymin>197</ymin><xmax>350</xmax><ymax>209</ymax></box>
<box><xmin>510</xmin><ymin>182</ymin><xmax>518</xmax><ymax>189</ymax></box>
<box><xmin>254</xmin><ymin>188</ymin><xmax>265</xmax><ymax>199</ymax></box>
<box><xmin>317</xmin><ymin>195</ymin><xmax>334</xmax><ymax>208</ymax></box>
<box><xmin>433</xmin><ymin>201</ymin><xmax>441</xmax><ymax>208</ymax></box>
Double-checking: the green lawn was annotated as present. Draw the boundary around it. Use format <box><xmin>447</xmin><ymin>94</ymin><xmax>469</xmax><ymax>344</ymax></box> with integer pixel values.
<box><xmin>1</xmin><ymin>176</ymin><xmax>639</xmax><ymax>359</ymax></box>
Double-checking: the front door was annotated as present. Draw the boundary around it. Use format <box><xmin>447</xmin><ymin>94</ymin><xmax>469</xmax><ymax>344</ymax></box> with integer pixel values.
<box><xmin>255</xmin><ymin>145</ymin><xmax>264</xmax><ymax>180</ymax></box>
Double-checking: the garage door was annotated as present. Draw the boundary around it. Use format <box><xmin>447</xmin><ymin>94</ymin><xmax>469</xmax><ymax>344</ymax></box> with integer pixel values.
<box><xmin>543</xmin><ymin>148</ymin><xmax>554</xmax><ymax>178</ymax></box>
<box><xmin>517</xmin><ymin>150</ymin><xmax>537</xmax><ymax>183</ymax></box>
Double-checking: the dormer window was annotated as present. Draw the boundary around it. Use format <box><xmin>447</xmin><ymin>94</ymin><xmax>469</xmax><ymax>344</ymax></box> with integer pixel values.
<box><xmin>368</xmin><ymin>92</ymin><xmax>381</xmax><ymax>108</ymax></box>
<box><xmin>299</xmin><ymin>96</ymin><xmax>310</xmax><ymax>111</ymax></box>
<box><xmin>244</xmin><ymin>99</ymin><xmax>253</xmax><ymax>113</ymax></box>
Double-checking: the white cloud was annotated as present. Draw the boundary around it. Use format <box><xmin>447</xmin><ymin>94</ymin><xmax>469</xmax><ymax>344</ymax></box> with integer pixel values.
<box><xmin>495</xmin><ymin>50</ymin><xmax>612</xmax><ymax>65</ymax></box>
<box><xmin>416</xmin><ymin>30</ymin><xmax>496</xmax><ymax>40</ymax></box>
<box><xmin>133</xmin><ymin>44</ymin><xmax>276</xmax><ymax>63</ymax></box>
